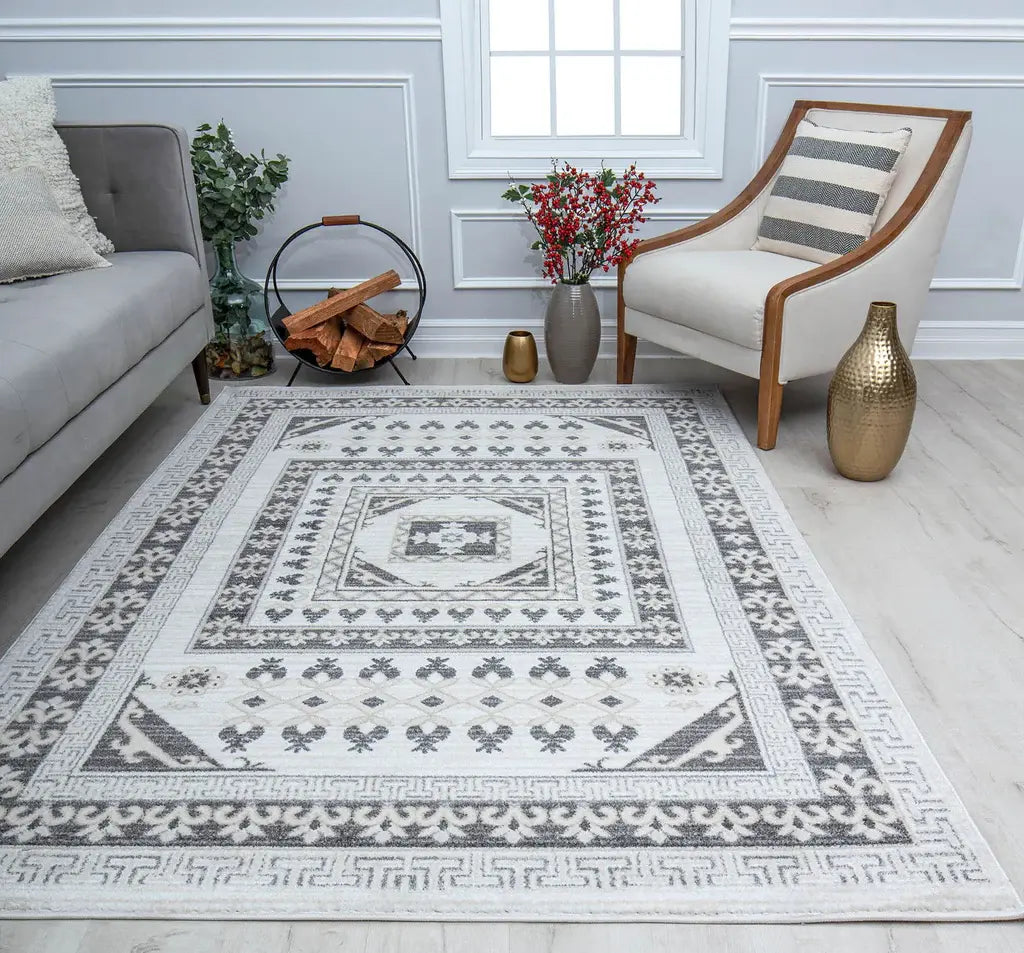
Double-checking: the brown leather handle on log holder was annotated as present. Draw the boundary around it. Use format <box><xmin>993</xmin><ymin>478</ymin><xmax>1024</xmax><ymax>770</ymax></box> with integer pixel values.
<box><xmin>321</xmin><ymin>214</ymin><xmax>361</xmax><ymax>226</ymax></box>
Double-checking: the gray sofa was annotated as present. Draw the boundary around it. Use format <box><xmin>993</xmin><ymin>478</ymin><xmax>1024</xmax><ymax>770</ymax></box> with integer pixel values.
<box><xmin>0</xmin><ymin>122</ymin><xmax>213</xmax><ymax>557</ymax></box>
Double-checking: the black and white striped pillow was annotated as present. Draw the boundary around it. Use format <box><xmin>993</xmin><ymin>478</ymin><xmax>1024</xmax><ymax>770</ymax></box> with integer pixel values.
<box><xmin>753</xmin><ymin>119</ymin><xmax>912</xmax><ymax>264</ymax></box>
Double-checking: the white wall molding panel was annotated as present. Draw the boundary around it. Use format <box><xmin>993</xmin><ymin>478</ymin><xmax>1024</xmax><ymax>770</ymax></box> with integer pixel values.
<box><xmin>753</xmin><ymin>72</ymin><xmax>1024</xmax><ymax>299</ymax></box>
<box><xmin>450</xmin><ymin>207</ymin><xmax>715</xmax><ymax>289</ymax></box>
<box><xmin>43</xmin><ymin>72</ymin><xmax>425</xmax><ymax>293</ymax></box>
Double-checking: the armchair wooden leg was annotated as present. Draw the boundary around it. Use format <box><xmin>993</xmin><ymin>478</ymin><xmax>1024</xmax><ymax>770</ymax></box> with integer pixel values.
<box><xmin>191</xmin><ymin>349</ymin><xmax>211</xmax><ymax>405</ymax></box>
<box><xmin>617</xmin><ymin>331</ymin><xmax>637</xmax><ymax>384</ymax></box>
<box><xmin>757</xmin><ymin>377</ymin><xmax>784</xmax><ymax>450</ymax></box>
<box><xmin>616</xmin><ymin>260</ymin><xmax>637</xmax><ymax>384</ymax></box>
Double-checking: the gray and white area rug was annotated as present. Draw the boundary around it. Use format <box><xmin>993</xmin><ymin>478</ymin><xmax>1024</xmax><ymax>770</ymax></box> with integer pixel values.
<box><xmin>0</xmin><ymin>386</ymin><xmax>1018</xmax><ymax>921</ymax></box>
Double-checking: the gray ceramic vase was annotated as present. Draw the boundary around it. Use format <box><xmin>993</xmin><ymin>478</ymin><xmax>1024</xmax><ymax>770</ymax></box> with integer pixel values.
<box><xmin>544</xmin><ymin>280</ymin><xmax>601</xmax><ymax>384</ymax></box>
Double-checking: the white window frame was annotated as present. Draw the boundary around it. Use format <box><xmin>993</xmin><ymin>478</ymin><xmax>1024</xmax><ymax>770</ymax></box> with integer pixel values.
<box><xmin>440</xmin><ymin>0</ymin><xmax>730</xmax><ymax>179</ymax></box>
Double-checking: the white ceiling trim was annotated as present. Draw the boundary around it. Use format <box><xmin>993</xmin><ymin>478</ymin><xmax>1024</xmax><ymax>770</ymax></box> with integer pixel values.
<box><xmin>0</xmin><ymin>17</ymin><xmax>443</xmax><ymax>42</ymax></box>
<box><xmin>731</xmin><ymin>18</ymin><xmax>1024</xmax><ymax>42</ymax></box>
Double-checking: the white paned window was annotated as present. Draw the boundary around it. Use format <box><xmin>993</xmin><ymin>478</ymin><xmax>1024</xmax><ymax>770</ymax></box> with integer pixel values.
<box><xmin>441</xmin><ymin>0</ymin><xmax>729</xmax><ymax>178</ymax></box>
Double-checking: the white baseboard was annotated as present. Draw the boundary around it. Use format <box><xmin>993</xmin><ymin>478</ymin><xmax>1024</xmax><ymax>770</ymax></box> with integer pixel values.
<box><xmin>911</xmin><ymin>320</ymin><xmax>1024</xmax><ymax>359</ymax></box>
<box><xmin>405</xmin><ymin>318</ymin><xmax>663</xmax><ymax>359</ymax></box>
<box><xmin>270</xmin><ymin>319</ymin><xmax>1024</xmax><ymax>362</ymax></box>
<box><xmin>405</xmin><ymin>319</ymin><xmax>1024</xmax><ymax>361</ymax></box>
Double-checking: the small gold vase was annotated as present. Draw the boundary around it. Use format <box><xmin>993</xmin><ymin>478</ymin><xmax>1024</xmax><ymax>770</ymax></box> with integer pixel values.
<box><xmin>502</xmin><ymin>330</ymin><xmax>538</xmax><ymax>383</ymax></box>
<box><xmin>827</xmin><ymin>301</ymin><xmax>917</xmax><ymax>481</ymax></box>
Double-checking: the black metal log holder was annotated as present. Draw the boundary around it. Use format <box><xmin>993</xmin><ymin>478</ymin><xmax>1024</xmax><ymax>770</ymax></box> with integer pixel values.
<box><xmin>263</xmin><ymin>215</ymin><xmax>426</xmax><ymax>386</ymax></box>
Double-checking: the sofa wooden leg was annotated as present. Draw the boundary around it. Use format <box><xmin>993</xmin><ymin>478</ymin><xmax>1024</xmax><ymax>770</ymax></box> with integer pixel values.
<box><xmin>617</xmin><ymin>332</ymin><xmax>637</xmax><ymax>384</ymax></box>
<box><xmin>757</xmin><ymin>378</ymin><xmax>784</xmax><ymax>450</ymax></box>
<box><xmin>191</xmin><ymin>349</ymin><xmax>211</xmax><ymax>405</ymax></box>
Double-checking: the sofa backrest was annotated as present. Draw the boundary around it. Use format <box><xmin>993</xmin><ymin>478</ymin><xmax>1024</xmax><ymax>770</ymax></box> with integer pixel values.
<box><xmin>57</xmin><ymin>122</ymin><xmax>205</xmax><ymax>267</ymax></box>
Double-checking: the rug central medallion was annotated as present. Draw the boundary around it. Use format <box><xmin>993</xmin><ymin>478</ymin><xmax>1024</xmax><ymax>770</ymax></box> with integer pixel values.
<box><xmin>196</xmin><ymin>449</ymin><xmax>684</xmax><ymax>654</ymax></box>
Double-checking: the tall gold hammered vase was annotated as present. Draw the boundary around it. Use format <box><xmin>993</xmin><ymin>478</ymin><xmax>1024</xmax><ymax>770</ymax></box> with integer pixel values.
<box><xmin>827</xmin><ymin>301</ymin><xmax>917</xmax><ymax>481</ymax></box>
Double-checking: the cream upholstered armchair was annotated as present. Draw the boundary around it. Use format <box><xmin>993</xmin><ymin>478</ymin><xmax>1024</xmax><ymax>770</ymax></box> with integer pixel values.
<box><xmin>617</xmin><ymin>101</ymin><xmax>972</xmax><ymax>449</ymax></box>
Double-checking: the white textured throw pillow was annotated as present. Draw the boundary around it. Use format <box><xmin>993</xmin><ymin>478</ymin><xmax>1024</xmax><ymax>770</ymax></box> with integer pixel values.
<box><xmin>0</xmin><ymin>165</ymin><xmax>111</xmax><ymax>283</ymax></box>
<box><xmin>0</xmin><ymin>75</ymin><xmax>114</xmax><ymax>255</ymax></box>
<box><xmin>753</xmin><ymin>119</ymin><xmax>912</xmax><ymax>265</ymax></box>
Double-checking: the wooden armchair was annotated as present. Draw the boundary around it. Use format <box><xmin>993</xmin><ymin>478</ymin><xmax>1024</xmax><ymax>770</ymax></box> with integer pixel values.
<box><xmin>616</xmin><ymin>101</ymin><xmax>972</xmax><ymax>449</ymax></box>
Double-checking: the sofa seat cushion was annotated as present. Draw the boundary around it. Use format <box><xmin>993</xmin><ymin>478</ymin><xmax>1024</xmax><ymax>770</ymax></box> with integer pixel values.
<box><xmin>623</xmin><ymin>249</ymin><xmax>811</xmax><ymax>349</ymax></box>
<box><xmin>0</xmin><ymin>250</ymin><xmax>205</xmax><ymax>480</ymax></box>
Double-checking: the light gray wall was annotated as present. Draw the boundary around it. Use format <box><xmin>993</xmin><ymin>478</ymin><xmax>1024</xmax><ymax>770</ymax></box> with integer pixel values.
<box><xmin>2</xmin><ymin>2</ymin><xmax>1022</xmax><ymax>358</ymax></box>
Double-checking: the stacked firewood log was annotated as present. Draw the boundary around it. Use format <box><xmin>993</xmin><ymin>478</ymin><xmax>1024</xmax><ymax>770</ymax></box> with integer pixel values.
<box><xmin>281</xmin><ymin>269</ymin><xmax>408</xmax><ymax>371</ymax></box>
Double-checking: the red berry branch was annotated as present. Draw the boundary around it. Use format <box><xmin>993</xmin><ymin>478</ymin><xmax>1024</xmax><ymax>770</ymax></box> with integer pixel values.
<box><xmin>502</xmin><ymin>161</ymin><xmax>659</xmax><ymax>285</ymax></box>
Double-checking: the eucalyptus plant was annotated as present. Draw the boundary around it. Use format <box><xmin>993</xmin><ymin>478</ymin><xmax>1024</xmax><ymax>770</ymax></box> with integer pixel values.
<box><xmin>190</xmin><ymin>121</ymin><xmax>290</xmax><ymax>378</ymax></box>
<box><xmin>190</xmin><ymin>121</ymin><xmax>290</xmax><ymax>246</ymax></box>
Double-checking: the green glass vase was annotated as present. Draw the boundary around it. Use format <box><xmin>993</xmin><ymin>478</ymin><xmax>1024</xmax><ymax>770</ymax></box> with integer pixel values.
<box><xmin>205</xmin><ymin>240</ymin><xmax>274</xmax><ymax>379</ymax></box>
